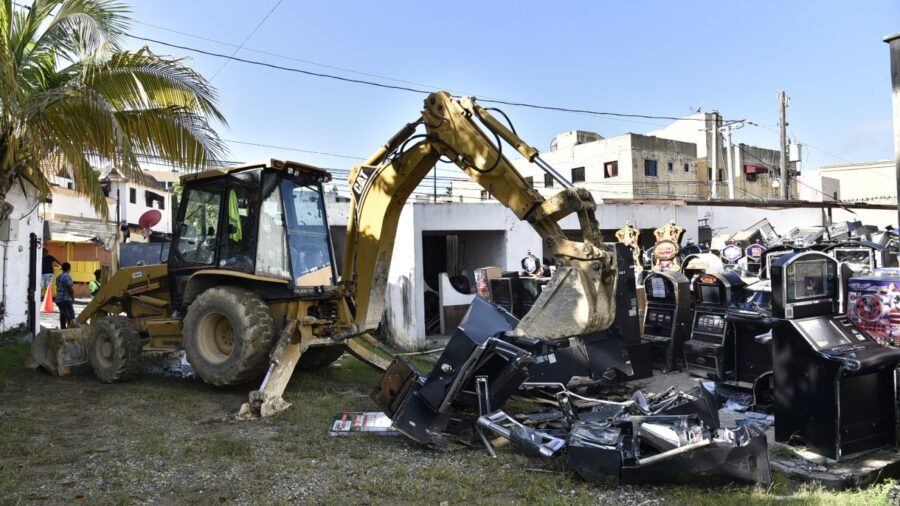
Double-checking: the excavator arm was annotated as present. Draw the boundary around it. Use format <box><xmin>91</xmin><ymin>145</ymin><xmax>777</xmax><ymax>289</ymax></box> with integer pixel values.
<box><xmin>341</xmin><ymin>91</ymin><xmax>617</xmax><ymax>341</ymax></box>
<box><xmin>242</xmin><ymin>92</ymin><xmax>618</xmax><ymax>417</ymax></box>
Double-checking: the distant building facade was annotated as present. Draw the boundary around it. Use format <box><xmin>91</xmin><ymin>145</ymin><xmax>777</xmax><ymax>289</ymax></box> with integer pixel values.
<box><xmin>452</xmin><ymin>113</ymin><xmax>797</xmax><ymax>202</ymax></box>
<box><xmin>819</xmin><ymin>160</ymin><xmax>896</xmax><ymax>226</ymax></box>
<box><xmin>453</xmin><ymin>131</ymin><xmax>699</xmax><ymax>201</ymax></box>
<box><xmin>101</xmin><ymin>167</ymin><xmax>173</xmax><ymax>236</ymax></box>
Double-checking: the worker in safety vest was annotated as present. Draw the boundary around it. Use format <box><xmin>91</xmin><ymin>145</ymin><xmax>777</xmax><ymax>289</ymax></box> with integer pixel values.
<box><xmin>228</xmin><ymin>190</ymin><xmax>242</xmax><ymax>241</ymax></box>
<box><xmin>88</xmin><ymin>269</ymin><xmax>102</xmax><ymax>297</ymax></box>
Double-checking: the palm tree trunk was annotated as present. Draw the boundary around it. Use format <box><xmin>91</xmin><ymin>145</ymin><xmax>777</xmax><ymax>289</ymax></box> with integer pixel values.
<box><xmin>0</xmin><ymin>171</ymin><xmax>17</xmax><ymax>223</ymax></box>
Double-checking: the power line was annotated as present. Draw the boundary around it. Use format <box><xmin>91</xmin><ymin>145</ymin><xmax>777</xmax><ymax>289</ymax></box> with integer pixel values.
<box><xmin>127</xmin><ymin>35</ymin><xmax>715</xmax><ymax>123</ymax></box>
<box><xmin>223</xmin><ymin>139</ymin><xmax>367</xmax><ymax>161</ymax></box>
<box><xmin>208</xmin><ymin>0</ymin><xmax>284</xmax><ymax>81</ymax></box>
<box><xmin>131</xmin><ymin>20</ymin><xmax>492</xmax><ymax>100</ymax></box>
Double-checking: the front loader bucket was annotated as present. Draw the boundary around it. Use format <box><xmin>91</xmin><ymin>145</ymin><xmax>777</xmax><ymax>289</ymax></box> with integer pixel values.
<box><xmin>25</xmin><ymin>327</ymin><xmax>91</xmax><ymax>376</ymax></box>
<box><xmin>512</xmin><ymin>266</ymin><xmax>615</xmax><ymax>341</ymax></box>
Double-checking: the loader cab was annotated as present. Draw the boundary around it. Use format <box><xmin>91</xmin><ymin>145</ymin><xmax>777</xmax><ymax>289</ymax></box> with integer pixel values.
<box><xmin>168</xmin><ymin>160</ymin><xmax>336</xmax><ymax>307</ymax></box>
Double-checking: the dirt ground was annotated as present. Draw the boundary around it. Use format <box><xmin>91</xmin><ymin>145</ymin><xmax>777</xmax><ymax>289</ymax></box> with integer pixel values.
<box><xmin>1</xmin><ymin>341</ymin><xmax>899</xmax><ymax>505</ymax></box>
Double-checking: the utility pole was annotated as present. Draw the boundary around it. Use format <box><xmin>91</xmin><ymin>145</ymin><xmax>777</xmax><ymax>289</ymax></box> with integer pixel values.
<box><xmin>778</xmin><ymin>91</ymin><xmax>789</xmax><ymax>200</ymax></box>
<box><xmin>718</xmin><ymin>121</ymin><xmax>745</xmax><ymax>200</ymax></box>
<box><xmin>710</xmin><ymin>112</ymin><xmax>721</xmax><ymax>199</ymax></box>
<box><xmin>885</xmin><ymin>33</ymin><xmax>900</xmax><ymax>228</ymax></box>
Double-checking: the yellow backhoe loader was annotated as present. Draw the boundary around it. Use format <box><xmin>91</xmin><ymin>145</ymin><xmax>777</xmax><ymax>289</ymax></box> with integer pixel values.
<box><xmin>27</xmin><ymin>91</ymin><xmax>618</xmax><ymax>418</ymax></box>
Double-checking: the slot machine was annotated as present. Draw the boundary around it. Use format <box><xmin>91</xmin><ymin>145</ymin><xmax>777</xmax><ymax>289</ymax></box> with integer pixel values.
<box><xmin>744</xmin><ymin>243</ymin><xmax>767</xmax><ymax>278</ymax></box>
<box><xmin>683</xmin><ymin>271</ymin><xmax>747</xmax><ymax>380</ymax></box>
<box><xmin>725</xmin><ymin>280</ymin><xmax>774</xmax><ymax>386</ymax></box>
<box><xmin>641</xmin><ymin>270</ymin><xmax>691</xmax><ymax>372</ymax></box>
<box><xmin>771</xmin><ymin>251</ymin><xmax>900</xmax><ymax>460</ymax></box>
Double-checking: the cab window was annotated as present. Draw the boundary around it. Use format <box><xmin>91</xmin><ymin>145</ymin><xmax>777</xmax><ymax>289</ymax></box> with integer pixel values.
<box><xmin>175</xmin><ymin>184</ymin><xmax>222</xmax><ymax>264</ymax></box>
<box><xmin>219</xmin><ymin>169</ymin><xmax>261</xmax><ymax>272</ymax></box>
<box><xmin>281</xmin><ymin>178</ymin><xmax>334</xmax><ymax>286</ymax></box>
<box><xmin>256</xmin><ymin>174</ymin><xmax>291</xmax><ymax>280</ymax></box>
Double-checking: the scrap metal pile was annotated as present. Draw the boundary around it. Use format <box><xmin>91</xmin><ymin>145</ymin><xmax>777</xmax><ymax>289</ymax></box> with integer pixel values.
<box><xmin>372</xmin><ymin>298</ymin><xmax>771</xmax><ymax>486</ymax></box>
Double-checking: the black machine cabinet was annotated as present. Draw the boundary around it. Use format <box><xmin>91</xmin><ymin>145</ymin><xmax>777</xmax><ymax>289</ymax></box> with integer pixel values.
<box><xmin>770</xmin><ymin>251</ymin><xmax>900</xmax><ymax>460</ymax></box>
<box><xmin>725</xmin><ymin>282</ymin><xmax>775</xmax><ymax>386</ymax></box>
<box><xmin>489</xmin><ymin>276</ymin><xmax>550</xmax><ymax>320</ymax></box>
<box><xmin>641</xmin><ymin>270</ymin><xmax>692</xmax><ymax>372</ymax></box>
<box><xmin>684</xmin><ymin>271</ymin><xmax>746</xmax><ymax>380</ymax></box>
<box><xmin>488</xmin><ymin>276</ymin><xmax>522</xmax><ymax>316</ymax></box>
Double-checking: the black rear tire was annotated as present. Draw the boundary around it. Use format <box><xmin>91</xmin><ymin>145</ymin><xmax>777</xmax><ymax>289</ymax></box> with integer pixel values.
<box><xmin>182</xmin><ymin>287</ymin><xmax>276</xmax><ymax>386</ymax></box>
<box><xmin>298</xmin><ymin>346</ymin><xmax>345</xmax><ymax>370</ymax></box>
<box><xmin>88</xmin><ymin>316</ymin><xmax>142</xmax><ymax>383</ymax></box>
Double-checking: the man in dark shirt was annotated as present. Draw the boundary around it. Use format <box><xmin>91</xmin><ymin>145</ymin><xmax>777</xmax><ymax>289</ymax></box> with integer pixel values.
<box><xmin>54</xmin><ymin>262</ymin><xmax>75</xmax><ymax>329</ymax></box>
<box><xmin>41</xmin><ymin>248</ymin><xmax>59</xmax><ymax>290</ymax></box>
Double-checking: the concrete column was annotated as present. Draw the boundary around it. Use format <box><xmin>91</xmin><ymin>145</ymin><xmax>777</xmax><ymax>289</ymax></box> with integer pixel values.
<box><xmin>885</xmin><ymin>33</ymin><xmax>900</xmax><ymax>228</ymax></box>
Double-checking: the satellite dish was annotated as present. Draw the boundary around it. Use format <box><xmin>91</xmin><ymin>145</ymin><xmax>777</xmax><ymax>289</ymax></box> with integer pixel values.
<box><xmin>138</xmin><ymin>209</ymin><xmax>162</xmax><ymax>238</ymax></box>
<box><xmin>138</xmin><ymin>209</ymin><xmax>162</xmax><ymax>230</ymax></box>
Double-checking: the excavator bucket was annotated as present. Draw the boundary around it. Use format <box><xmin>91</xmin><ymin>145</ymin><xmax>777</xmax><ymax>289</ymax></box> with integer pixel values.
<box><xmin>512</xmin><ymin>266</ymin><xmax>616</xmax><ymax>341</ymax></box>
<box><xmin>25</xmin><ymin>327</ymin><xmax>91</xmax><ymax>376</ymax></box>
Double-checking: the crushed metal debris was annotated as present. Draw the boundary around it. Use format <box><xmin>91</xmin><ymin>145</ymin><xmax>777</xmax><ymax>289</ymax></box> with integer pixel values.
<box><xmin>371</xmin><ymin>297</ymin><xmax>773</xmax><ymax>486</ymax></box>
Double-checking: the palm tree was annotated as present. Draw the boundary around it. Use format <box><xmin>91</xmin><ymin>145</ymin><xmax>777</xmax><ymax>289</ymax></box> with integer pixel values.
<box><xmin>0</xmin><ymin>0</ymin><xmax>227</xmax><ymax>222</ymax></box>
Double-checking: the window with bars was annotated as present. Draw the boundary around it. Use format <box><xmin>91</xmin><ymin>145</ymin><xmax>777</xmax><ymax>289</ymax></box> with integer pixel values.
<box><xmin>544</xmin><ymin>173</ymin><xmax>554</xmax><ymax>188</ymax></box>
<box><xmin>644</xmin><ymin>159</ymin><xmax>658</xmax><ymax>177</ymax></box>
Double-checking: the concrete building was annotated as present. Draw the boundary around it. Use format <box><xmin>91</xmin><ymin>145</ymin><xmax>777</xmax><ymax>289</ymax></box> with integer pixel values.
<box><xmin>819</xmin><ymin>160</ymin><xmax>897</xmax><ymax>227</ymax></box>
<box><xmin>101</xmin><ymin>167</ymin><xmax>173</xmax><ymax>236</ymax></box>
<box><xmin>453</xmin><ymin>131</ymin><xmax>699</xmax><ymax>201</ymax></box>
<box><xmin>452</xmin><ymin>112</ymin><xmax>797</xmax><ymax>202</ymax></box>
<box><xmin>648</xmin><ymin>113</ymin><xmax>798</xmax><ymax>200</ymax></box>
<box><xmin>372</xmin><ymin>200</ymin><xmax>825</xmax><ymax>349</ymax></box>
<box><xmin>0</xmin><ymin>176</ymin><xmax>45</xmax><ymax>336</ymax></box>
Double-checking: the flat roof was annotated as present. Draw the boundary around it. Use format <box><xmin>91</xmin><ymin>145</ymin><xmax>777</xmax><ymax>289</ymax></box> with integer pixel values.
<box><xmin>181</xmin><ymin>159</ymin><xmax>332</xmax><ymax>183</ymax></box>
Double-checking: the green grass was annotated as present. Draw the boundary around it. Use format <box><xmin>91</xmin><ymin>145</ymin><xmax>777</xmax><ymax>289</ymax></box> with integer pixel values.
<box><xmin>0</xmin><ymin>352</ymin><xmax>897</xmax><ymax>504</ymax></box>
<box><xmin>0</xmin><ymin>342</ymin><xmax>29</xmax><ymax>382</ymax></box>
<box><xmin>670</xmin><ymin>478</ymin><xmax>899</xmax><ymax>505</ymax></box>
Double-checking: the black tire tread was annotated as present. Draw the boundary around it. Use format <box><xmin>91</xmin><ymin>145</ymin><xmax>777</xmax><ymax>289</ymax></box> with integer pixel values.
<box><xmin>182</xmin><ymin>286</ymin><xmax>275</xmax><ymax>386</ymax></box>
<box><xmin>88</xmin><ymin>316</ymin><xmax>142</xmax><ymax>383</ymax></box>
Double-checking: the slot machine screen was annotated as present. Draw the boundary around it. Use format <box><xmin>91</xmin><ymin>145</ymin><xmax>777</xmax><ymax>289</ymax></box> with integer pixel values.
<box><xmin>646</xmin><ymin>276</ymin><xmax>672</xmax><ymax>302</ymax></box>
<box><xmin>795</xmin><ymin>318</ymin><xmax>852</xmax><ymax>349</ymax></box>
<box><xmin>787</xmin><ymin>259</ymin><xmax>836</xmax><ymax>303</ymax></box>
<box><xmin>489</xmin><ymin>278</ymin><xmax>512</xmax><ymax>304</ymax></box>
<box><xmin>699</xmin><ymin>284</ymin><xmax>722</xmax><ymax>305</ymax></box>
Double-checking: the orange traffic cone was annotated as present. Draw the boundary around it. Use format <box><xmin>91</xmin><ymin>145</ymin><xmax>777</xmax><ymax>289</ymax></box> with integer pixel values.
<box><xmin>42</xmin><ymin>285</ymin><xmax>55</xmax><ymax>313</ymax></box>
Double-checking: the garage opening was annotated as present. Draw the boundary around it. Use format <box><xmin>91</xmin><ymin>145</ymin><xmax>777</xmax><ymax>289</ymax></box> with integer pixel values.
<box><xmin>421</xmin><ymin>230</ymin><xmax>506</xmax><ymax>336</ymax></box>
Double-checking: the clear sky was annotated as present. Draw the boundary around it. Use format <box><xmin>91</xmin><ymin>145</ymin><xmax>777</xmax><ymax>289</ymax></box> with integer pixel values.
<box><xmin>124</xmin><ymin>0</ymin><xmax>900</xmax><ymax>198</ymax></box>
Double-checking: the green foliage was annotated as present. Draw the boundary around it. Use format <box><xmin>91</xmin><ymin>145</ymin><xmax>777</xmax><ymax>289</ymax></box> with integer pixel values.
<box><xmin>0</xmin><ymin>0</ymin><xmax>227</xmax><ymax>219</ymax></box>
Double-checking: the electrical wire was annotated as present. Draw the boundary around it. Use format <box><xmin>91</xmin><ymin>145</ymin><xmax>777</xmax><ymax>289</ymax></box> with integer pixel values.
<box><xmin>208</xmin><ymin>0</ymin><xmax>284</xmax><ymax>81</ymax></box>
<box><xmin>127</xmin><ymin>35</ymin><xmax>715</xmax><ymax>123</ymax></box>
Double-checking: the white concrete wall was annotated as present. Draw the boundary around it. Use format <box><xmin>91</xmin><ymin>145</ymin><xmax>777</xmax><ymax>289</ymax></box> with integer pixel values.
<box><xmin>647</xmin><ymin>113</ymin><xmax>712</xmax><ymax>158</ymax></box>
<box><xmin>49</xmin><ymin>188</ymin><xmax>115</xmax><ymax>220</ymax></box>
<box><xmin>696</xmin><ymin>205</ymin><xmax>824</xmax><ymax>237</ymax></box>
<box><xmin>112</xmin><ymin>180</ymin><xmax>172</xmax><ymax>233</ymax></box>
<box><xmin>0</xmin><ymin>181</ymin><xmax>43</xmax><ymax>335</ymax></box>
<box><xmin>818</xmin><ymin>161</ymin><xmax>896</xmax><ymax>228</ymax></box>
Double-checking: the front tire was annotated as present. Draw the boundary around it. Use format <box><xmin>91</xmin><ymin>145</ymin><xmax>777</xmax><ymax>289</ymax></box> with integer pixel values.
<box><xmin>182</xmin><ymin>287</ymin><xmax>276</xmax><ymax>386</ymax></box>
<box><xmin>88</xmin><ymin>316</ymin><xmax>142</xmax><ymax>383</ymax></box>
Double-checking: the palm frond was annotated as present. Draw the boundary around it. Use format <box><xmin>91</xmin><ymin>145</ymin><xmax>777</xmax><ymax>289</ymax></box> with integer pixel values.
<box><xmin>84</xmin><ymin>49</ymin><xmax>227</xmax><ymax>124</ymax></box>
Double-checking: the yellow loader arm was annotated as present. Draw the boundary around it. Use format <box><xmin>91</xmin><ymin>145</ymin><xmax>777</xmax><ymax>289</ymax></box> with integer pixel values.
<box><xmin>341</xmin><ymin>91</ymin><xmax>617</xmax><ymax>341</ymax></box>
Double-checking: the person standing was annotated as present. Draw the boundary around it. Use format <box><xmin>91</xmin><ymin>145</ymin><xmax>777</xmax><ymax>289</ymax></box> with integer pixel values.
<box><xmin>41</xmin><ymin>248</ymin><xmax>59</xmax><ymax>292</ymax></box>
<box><xmin>88</xmin><ymin>269</ymin><xmax>102</xmax><ymax>297</ymax></box>
<box><xmin>55</xmin><ymin>262</ymin><xmax>75</xmax><ymax>329</ymax></box>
